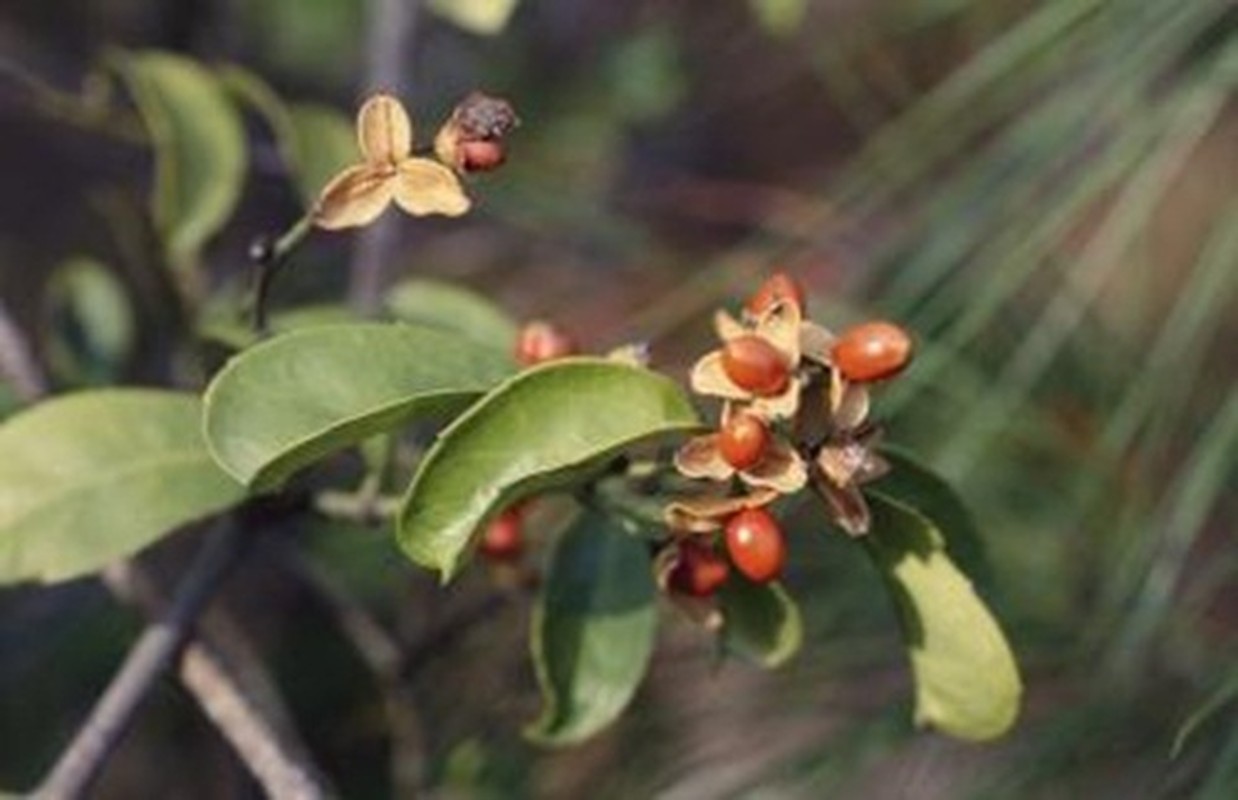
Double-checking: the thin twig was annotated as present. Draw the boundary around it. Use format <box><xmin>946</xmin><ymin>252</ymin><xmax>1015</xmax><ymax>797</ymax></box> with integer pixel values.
<box><xmin>34</xmin><ymin>523</ymin><xmax>247</xmax><ymax>799</ymax></box>
<box><xmin>106</xmin><ymin>557</ymin><xmax>335</xmax><ymax>799</ymax></box>
<box><xmin>349</xmin><ymin>0</ymin><xmax>422</xmax><ymax>312</ymax></box>
<box><xmin>250</xmin><ymin>213</ymin><xmax>315</xmax><ymax>334</ymax></box>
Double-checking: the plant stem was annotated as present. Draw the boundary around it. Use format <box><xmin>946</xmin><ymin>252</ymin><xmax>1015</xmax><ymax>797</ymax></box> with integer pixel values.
<box><xmin>34</xmin><ymin>522</ymin><xmax>247</xmax><ymax>799</ymax></box>
<box><xmin>251</xmin><ymin>213</ymin><xmax>314</xmax><ymax>334</ymax></box>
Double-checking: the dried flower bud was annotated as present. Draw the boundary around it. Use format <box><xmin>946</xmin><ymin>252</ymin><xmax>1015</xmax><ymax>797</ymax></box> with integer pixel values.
<box><xmin>435</xmin><ymin>91</ymin><xmax>519</xmax><ymax>173</ymax></box>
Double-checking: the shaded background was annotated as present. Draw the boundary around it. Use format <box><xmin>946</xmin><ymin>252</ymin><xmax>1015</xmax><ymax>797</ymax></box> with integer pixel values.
<box><xmin>2</xmin><ymin>0</ymin><xmax>1237</xmax><ymax>797</ymax></box>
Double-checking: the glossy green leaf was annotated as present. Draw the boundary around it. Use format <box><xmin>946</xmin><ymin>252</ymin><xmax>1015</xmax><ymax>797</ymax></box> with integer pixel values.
<box><xmin>718</xmin><ymin>578</ymin><xmax>803</xmax><ymax>669</ymax></box>
<box><xmin>384</xmin><ymin>279</ymin><xmax>518</xmax><ymax>352</ymax></box>
<box><xmin>203</xmin><ymin>323</ymin><xmax>516</xmax><ymax>491</ymax></box>
<box><xmin>117</xmin><ymin>51</ymin><xmax>246</xmax><ymax>267</ymax></box>
<box><xmin>864</xmin><ymin>494</ymin><xmax>1021</xmax><ymax>741</ymax></box>
<box><xmin>527</xmin><ymin>510</ymin><xmax>657</xmax><ymax>745</ymax></box>
<box><xmin>42</xmin><ymin>257</ymin><xmax>135</xmax><ymax>386</ymax></box>
<box><xmin>397</xmin><ymin>359</ymin><xmax>700</xmax><ymax>579</ymax></box>
<box><xmin>871</xmin><ymin>448</ymin><xmax>992</xmax><ymax>589</ymax></box>
<box><xmin>220</xmin><ymin>66</ymin><xmax>355</xmax><ymax>204</ymax></box>
<box><xmin>427</xmin><ymin>0</ymin><xmax>520</xmax><ymax>35</ymax></box>
<box><xmin>0</xmin><ymin>390</ymin><xmax>244</xmax><ymax>585</ymax></box>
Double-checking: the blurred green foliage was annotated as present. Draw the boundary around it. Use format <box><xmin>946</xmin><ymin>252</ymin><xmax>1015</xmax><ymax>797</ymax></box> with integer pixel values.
<box><xmin>1</xmin><ymin>0</ymin><xmax>1236</xmax><ymax>796</ymax></box>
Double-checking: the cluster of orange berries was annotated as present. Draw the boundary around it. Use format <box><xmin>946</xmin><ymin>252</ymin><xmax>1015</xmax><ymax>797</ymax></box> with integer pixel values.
<box><xmin>659</xmin><ymin>272</ymin><xmax>913</xmax><ymax>612</ymax></box>
<box><xmin>475</xmin><ymin>319</ymin><xmax>578</xmax><ymax>563</ymax></box>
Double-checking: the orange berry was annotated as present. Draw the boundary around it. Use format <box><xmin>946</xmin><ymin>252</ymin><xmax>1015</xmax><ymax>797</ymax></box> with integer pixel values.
<box><xmin>746</xmin><ymin>272</ymin><xmax>806</xmax><ymax>316</ymax></box>
<box><xmin>830</xmin><ymin>321</ymin><xmax>913</xmax><ymax>383</ymax></box>
<box><xmin>724</xmin><ymin>508</ymin><xmax>785</xmax><ymax>583</ymax></box>
<box><xmin>515</xmin><ymin>320</ymin><xmax>576</xmax><ymax>366</ymax></box>
<box><xmin>478</xmin><ymin>509</ymin><xmax>523</xmax><ymax>561</ymax></box>
<box><xmin>667</xmin><ymin>539</ymin><xmax>730</xmax><ymax>597</ymax></box>
<box><xmin>718</xmin><ymin>412</ymin><xmax>770</xmax><ymax>470</ymax></box>
<box><xmin>458</xmin><ymin>139</ymin><xmax>506</xmax><ymax>172</ymax></box>
<box><xmin>721</xmin><ymin>335</ymin><xmax>791</xmax><ymax>395</ymax></box>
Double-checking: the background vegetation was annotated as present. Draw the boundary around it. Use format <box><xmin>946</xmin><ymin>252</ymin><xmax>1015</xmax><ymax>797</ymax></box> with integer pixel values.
<box><xmin>1</xmin><ymin>0</ymin><xmax>1235</xmax><ymax>796</ymax></box>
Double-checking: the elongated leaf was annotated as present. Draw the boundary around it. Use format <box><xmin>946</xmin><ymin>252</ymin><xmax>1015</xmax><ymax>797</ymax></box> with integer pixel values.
<box><xmin>220</xmin><ymin>66</ymin><xmax>355</xmax><ymax>204</ymax></box>
<box><xmin>397</xmin><ymin>359</ymin><xmax>700</xmax><ymax>579</ymax></box>
<box><xmin>42</xmin><ymin>257</ymin><xmax>135</xmax><ymax>386</ymax></box>
<box><xmin>427</xmin><ymin>0</ymin><xmax>520</xmax><ymax>35</ymax></box>
<box><xmin>864</xmin><ymin>494</ymin><xmax>1021</xmax><ymax>741</ymax></box>
<box><xmin>527</xmin><ymin>510</ymin><xmax>657</xmax><ymax>745</ymax></box>
<box><xmin>871</xmin><ymin>448</ymin><xmax>991</xmax><ymax>588</ymax></box>
<box><xmin>0</xmin><ymin>390</ymin><xmax>244</xmax><ymax>585</ymax></box>
<box><xmin>718</xmin><ymin>578</ymin><xmax>803</xmax><ymax>668</ymax></box>
<box><xmin>203</xmin><ymin>323</ymin><xmax>516</xmax><ymax>491</ymax></box>
<box><xmin>117</xmin><ymin>51</ymin><xmax>246</xmax><ymax>268</ymax></box>
<box><xmin>385</xmin><ymin>279</ymin><xmax>518</xmax><ymax>351</ymax></box>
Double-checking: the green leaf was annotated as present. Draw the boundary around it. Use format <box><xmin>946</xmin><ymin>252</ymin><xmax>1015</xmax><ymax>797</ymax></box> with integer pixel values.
<box><xmin>527</xmin><ymin>510</ymin><xmax>657</xmax><ymax>745</ymax></box>
<box><xmin>384</xmin><ymin>279</ymin><xmax>518</xmax><ymax>352</ymax></box>
<box><xmin>426</xmin><ymin>0</ymin><xmax>520</xmax><ymax>35</ymax></box>
<box><xmin>203</xmin><ymin>323</ymin><xmax>516</xmax><ymax>492</ymax></box>
<box><xmin>42</xmin><ymin>257</ymin><xmax>136</xmax><ymax>386</ymax></box>
<box><xmin>116</xmin><ymin>51</ymin><xmax>246</xmax><ymax>268</ymax></box>
<box><xmin>718</xmin><ymin>578</ymin><xmax>803</xmax><ymax>669</ymax></box>
<box><xmin>864</xmin><ymin>494</ymin><xmax>1021</xmax><ymax>741</ymax></box>
<box><xmin>748</xmin><ymin>0</ymin><xmax>806</xmax><ymax>36</ymax></box>
<box><xmin>198</xmin><ymin>303</ymin><xmax>357</xmax><ymax>352</ymax></box>
<box><xmin>219</xmin><ymin>66</ymin><xmax>355</xmax><ymax>205</ymax></box>
<box><xmin>871</xmin><ymin>448</ymin><xmax>992</xmax><ymax>589</ymax></box>
<box><xmin>0</xmin><ymin>390</ymin><xmax>244</xmax><ymax>585</ymax></box>
<box><xmin>397</xmin><ymin>359</ymin><xmax>700</xmax><ymax>580</ymax></box>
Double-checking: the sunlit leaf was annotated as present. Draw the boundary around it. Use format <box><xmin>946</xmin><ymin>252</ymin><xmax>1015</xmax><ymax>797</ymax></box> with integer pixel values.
<box><xmin>42</xmin><ymin>257</ymin><xmax>135</xmax><ymax>386</ymax></box>
<box><xmin>427</xmin><ymin>0</ymin><xmax>520</xmax><ymax>35</ymax></box>
<box><xmin>397</xmin><ymin>359</ymin><xmax>700</xmax><ymax>580</ymax></box>
<box><xmin>864</xmin><ymin>494</ymin><xmax>1021</xmax><ymax>741</ymax></box>
<box><xmin>718</xmin><ymin>578</ymin><xmax>803</xmax><ymax>668</ymax></box>
<box><xmin>203</xmin><ymin>323</ymin><xmax>516</xmax><ymax>491</ymax></box>
<box><xmin>385</xmin><ymin>278</ymin><xmax>518</xmax><ymax>352</ymax></box>
<box><xmin>871</xmin><ymin>448</ymin><xmax>992</xmax><ymax>589</ymax></box>
<box><xmin>116</xmin><ymin>51</ymin><xmax>246</xmax><ymax>268</ymax></box>
<box><xmin>527</xmin><ymin>510</ymin><xmax>657</xmax><ymax>745</ymax></box>
<box><xmin>0</xmin><ymin>390</ymin><xmax>244</xmax><ymax>585</ymax></box>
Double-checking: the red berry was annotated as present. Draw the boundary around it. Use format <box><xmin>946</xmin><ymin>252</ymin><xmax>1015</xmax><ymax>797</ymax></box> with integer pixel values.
<box><xmin>830</xmin><ymin>321</ymin><xmax>913</xmax><ymax>383</ymax></box>
<box><xmin>667</xmin><ymin>539</ymin><xmax>730</xmax><ymax>597</ymax></box>
<box><xmin>746</xmin><ymin>272</ymin><xmax>806</xmax><ymax>316</ymax></box>
<box><xmin>721</xmin><ymin>335</ymin><xmax>791</xmax><ymax>396</ymax></box>
<box><xmin>479</xmin><ymin>509</ymin><xmax>523</xmax><ymax>561</ymax></box>
<box><xmin>724</xmin><ymin>508</ymin><xmax>785</xmax><ymax>583</ymax></box>
<box><xmin>458</xmin><ymin>139</ymin><xmax>506</xmax><ymax>172</ymax></box>
<box><xmin>515</xmin><ymin>320</ymin><xmax>576</xmax><ymax>366</ymax></box>
<box><xmin>718</xmin><ymin>412</ymin><xmax>770</xmax><ymax>470</ymax></box>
